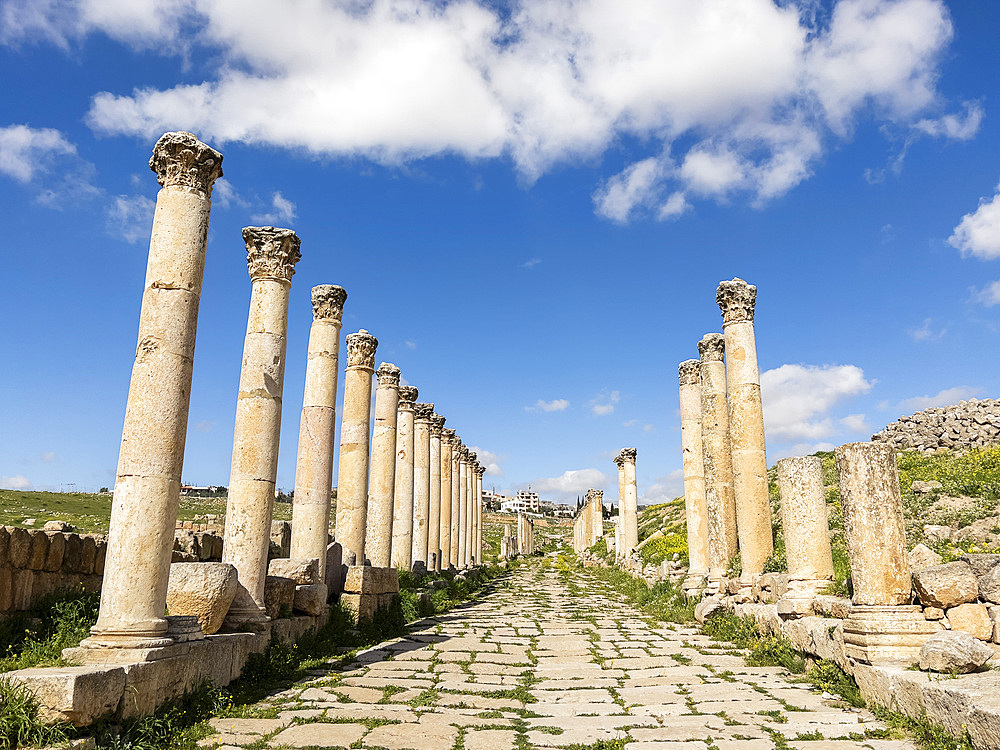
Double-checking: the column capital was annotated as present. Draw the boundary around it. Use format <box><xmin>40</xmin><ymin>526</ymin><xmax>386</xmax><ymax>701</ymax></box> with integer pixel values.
<box><xmin>716</xmin><ymin>277</ymin><xmax>757</xmax><ymax>326</ymax></box>
<box><xmin>149</xmin><ymin>131</ymin><xmax>223</xmax><ymax>194</ymax></box>
<box><xmin>467</xmin><ymin>451</ymin><xmax>477</xmax><ymax>463</ymax></box>
<box><xmin>614</xmin><ymin>447</ymin><xmax>637</xmax><ymax>466</ymax></box>
<box><xmin>311</xmin><ymin>285</ymin><xmax>347</xmax><ymax>322</ymax></box>
<box><xmin>430</xmin><ymin>413</ymin><xmax>446</xmax><ymax>435</ymax></box>
<box><xmin>345</xmin><ymin>329</ymin><xmax>378</xmax><ymax>370</ymax></box>
<box><xmin>243</xmin><ymin>226</ymin><xmax>301</xmax><ymax>283</ymax></box>
<box><xmin>376</xmin><ymin>362</ymin><xmax>401</xmax><ymax>388</ymax></box>
<box><xmin>678</xmin><ymin>359</ymin><xmax>701</xmax><ymax>385</ymax></box>
<box><xmin>441</xmin><ymin>428</ymin><xmax>457</xmax><ymax>445</ymax></box>
<box><xmin>697</xmin><ymin>333</ymin><xmax>725</xmax><ymax>362</ymax></box>
<box><xmin>476</xmin><ymin>465</ymin><xmax>486</xmax><ymax>477</ymax></box>
<box><xmin>457</xmin><ymin>445</ymin><xmax>469</xmax><ymax>460</ymax></box>
<box><xmin>414</xmin><ymin>402</ymin><xmax>435</xmax><ymax>422</ymax></box>
<box><xmin>397</xmin><ymin>385</ymin><xmax>418</xmax><ymax>406</ymax></box>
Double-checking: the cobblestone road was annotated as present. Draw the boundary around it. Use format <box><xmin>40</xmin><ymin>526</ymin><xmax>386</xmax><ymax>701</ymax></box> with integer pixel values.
<box><xmin>201</xmin><ymin>561</ymin><xmax>916</xmax><ymax>750</ymax></box>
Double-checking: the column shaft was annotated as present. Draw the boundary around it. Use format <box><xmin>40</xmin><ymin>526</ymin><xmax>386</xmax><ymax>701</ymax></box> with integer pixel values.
<box><xmin>428</xmin><ymin>415</ymin><xmax>444</xmax><ymax>570</ymax></box>
<box><xmin>440</xmin><ymin>431</ymin><xmax>455</xmax><ymax>569</ymax></box>
<box><xmin>411</xmin><ymin>403</ymin><xmax>433</xmax><ymax>570</ymax></box>
<box><xmin>450</xmin><ymin>444</ymin><xmax>462</xmax><ymax>567</ymax></box>
<box><xmin>364</xmin><ymin>363</ymin><xmax>400</xmax><ymax>567</ymax></box>
<box><xmin>776</xmin><ymin>456</ymin><xmax>834</xmax><ymax>593</ymax></box>
<box><xmin>457</xmin><ymin>456</ymin><xmax>468</xmax><ymax>567</ymax></box>
<box><xmin>476</xmin><ymin>470</ymin><xmax>483</xmax><ymax>564</ymax></box>
<box><xmin>679</xmin><ymin>360</ymin><xmax>710</xmax><ymax>586</ymax></box>
<box><xmin>390</xmin><ymin>387</ymin><xmax>418</xmax><ymax>569</ymax></box>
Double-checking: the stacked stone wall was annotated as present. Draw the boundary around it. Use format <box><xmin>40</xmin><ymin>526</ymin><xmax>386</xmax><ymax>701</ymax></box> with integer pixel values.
<box><xmin>0</xmin><ymin>527</ymin><xmax>106</xmax><ymax>614</ymax></box>
<box><xmin>873</xmin><ymin>398</ymin><xmax>1000</xmax><ymax>452</ymax></box>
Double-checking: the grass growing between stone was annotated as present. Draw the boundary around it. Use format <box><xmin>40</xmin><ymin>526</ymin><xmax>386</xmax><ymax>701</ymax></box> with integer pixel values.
<box><xmin>561</xmin><ymin>557</ymin><xmax>696</xmax><ymax>624</ymax></box>
<box><xmin>0</xmin><ymin>587</ymin><xmax>100</xmax><ymax>672</ymax></box>
<box><xmin>0</xmin><ymin>678</ymin><xmax>72</xmax><ymax>749</ymax></box>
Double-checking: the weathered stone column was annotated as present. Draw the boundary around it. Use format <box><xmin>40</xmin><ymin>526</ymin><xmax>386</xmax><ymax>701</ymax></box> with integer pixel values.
<box><xmin>457</xmin><ymin>447</ymin><xmax>469</xmax><ymax>567</ymax></box>
<box><xmin>717</xmin><ymin>279</ymin><xmax>773</xmax><ymax>586</ymax></box>
<box><xmin>290</xmin><ymin>285</ymin><xmax>346</xmax><ymax>581</ymax></box>
<box><xmin>836</xmin><ymin>442</ymin><xmax>937</xmax><ymax>663</ymax></box>
<box><xmin>334</xmin><ymin>330</ymin><xmax>378</xmax><ymax>566</ymax></box>
<box><xmin>390</xmin><ymin>386</ymin><xmax>418</xmax><ymax>570</ymax></box>
<box><xmin>476</xmin><ymin>465</ymin><xmax>485</xmax><ymax>565</ymax></box>
<box><xmin>614</xmin><ymin>516</ymin><xmax>623</xmax><ymax>561</ymax></box>
<box><xmin>615</xmin><ymin>449</ymin><xmax>639</xmax><ymax>553</ymax></box>
<box><xmin>411</xmin><ymin>403</ymin><xmax>434</xmax><ymax>571</ymax></box>
<box><xmin>223</xmin><ymin>227</ymin><xmax>302</xmax><ymax>626</ymax></box>
<box><xmin>450</xmin><ymin>439</ymin><xmax>463</xmax><ymax>568</ymax></box>
<box><xmin>428</xmin><ymin>414</ymin><xmax>445</xmax><ymax>571</ymax></box>
<box><xmin>699</xmin><ymin>333</ymin><xmax>739</xmax><ymax>590</ymax></box>
<box><xmin>679</xmin><ymin>360</ymin><xmax>710</xmax><ymax>592</ymax></box>
<box><xmin>465</xmin><ymin>452</ymin><xmax>477</xmax><ymax>566</ymax></box>
<box><xmin>470</xmin><ymin>461</ymin><xmax>480</xmax><ymax>565</ymax></box>
<box><xmin>776</xmin><ymin>456</ymin><xmax>834</xmax><ymax>605</ymax></box>
<box><xmin>440</xmin><ymin>429</ymin><xmax>456</xmax><ymax>570</ymax></box>
<box><xmin>364</xmin><ymin>363</ymin><xmax>401</xmax><ymax>567</ymax></box>
<box><xmin>615</xmin><ymin>460</ymin><xmax>626</xmax><ymax>555</ymax></box>
<box><xmin>83</xmin><ymin>132</ymin><xmax>222</xmax><ymax>651</ymax></box>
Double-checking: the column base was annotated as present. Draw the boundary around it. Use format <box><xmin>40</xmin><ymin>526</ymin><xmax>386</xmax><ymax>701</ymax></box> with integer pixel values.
<box><xmin>843</xmin><ymin>605</ymin><xmax>942</xmax><ymax>665</ymax></box>
<box><xmin>223</xmin><ymin>604</ymin><xmax>271</xmax><ymax>632</ymax></box>
<box><xmin>79</xmin><ymin>617</ymin><xmax>173</xmax><ymax>651</ymax></box>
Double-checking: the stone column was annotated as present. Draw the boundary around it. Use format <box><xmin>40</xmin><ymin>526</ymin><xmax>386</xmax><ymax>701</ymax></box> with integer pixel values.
<box><xmin>476</xmin><ymin>466</ymin><xmax>485</xmax><ymax>565</ymax></box>
<box><xmin>620</xmin><ymin>450</ymin><xmax>639</xmax><ymax>552</ymax></box>
<box><xmin>223</xmin><ymin>226</ymin><xmax>302</xmax><ymax>626</ymax></box>
<box><xmin>615</xmin><ymin>459</ymin><xmax>626</xmax><ymax>553</ymax></box>
<box><xmin>411</xmin><ymin>403</ymin><xmax>434</xmax><ymax>571</ymax></box>
<box><xmin>457</xmin><ymin>447</ymin><xmax>469</xmax><ymax>567</ymax></box>
<box><xmin>717</xmin><ymin>279</ymin><xmax>773</xmax><ymax>586</ymax></box>
<box><xmin>290</xmin><ymin>285</ymin><xmax>346</xmax><ymax>581</ymax></box>
<box><xmin>470</xmin><ymin>461</ymin><xmax>480</xmax><ymax>565</ymax></box>
<box><xmin>614</xmin><ymin>516</ymin><xmax>623</xmax><ymax>561</ymax></box>
<box><xmin>440</xmin><ymin>429</ymin><xmax>455</xmax><ymax>570</ymax></box>
<box><xmin>679</xmin><ymin>360</ymin><xmax>710</xmax><ymax>592</ymax></box>
<box><xmin>776</xmin><ymin>456</ymin><xmax>834</xmax><ymax>604</ymax></box>
<box><xmin>334</xmin><ymin>330</ymin><xmax>378</xmax><ymax>566</ymax></box>
<box><xmin>83</xmin><ymin>132</ymin><xmax>222</xmax><ymax>651</ymax></box>
<box><xmin>390</xmin><ymin>386</ymin><xmax>418</xmax><ymax>570</ymax></box>
<box><xmin>465</xmin><ymin>453</ymin><xmax>477</xmax><ymax>566</ymax></box>
<box><xmin>699</xmin><ymin>333</ymin><xmax>739</xmax><ymax>590</ymax></box>
<box><xmin>364</xmin><ymin>363</ymin><xmax>401</xmax><ymax>567</ymax></box>
<box><xmin>450</xmin><ymin>439</ymin><xmax>463</xmax><ymax>568</ymax></box>
<box><xmin>836</xmin><ymin>442</ymin><xmax>938</xmax><ymax>663</ymax></box>
<box><xmin>428</xmin><ymin>414</ymin><xmax>445</xmax><ymax>571</ymax></box>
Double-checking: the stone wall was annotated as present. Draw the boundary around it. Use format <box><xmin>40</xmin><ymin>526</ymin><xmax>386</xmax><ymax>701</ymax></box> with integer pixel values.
<box><xmin>873</xmin><ymin>398</ymin><xmax>1000</xmax><ymax>453</ymax></box>
<box><xmin>0</xmin><ymin>527</ymin><xmax>106</xmax><ymax>614</ymax></box>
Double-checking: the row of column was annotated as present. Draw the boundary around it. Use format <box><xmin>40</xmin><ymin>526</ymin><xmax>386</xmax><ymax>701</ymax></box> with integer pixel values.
<box><xmin>572</xmin><ymin>489</ymin><xmax>605</xmax><ymax>553</ymax></box>
<box><xmin>82</xmin><ymin>131</ymin><xmax>487</xmax><ymax>651</ymax></box>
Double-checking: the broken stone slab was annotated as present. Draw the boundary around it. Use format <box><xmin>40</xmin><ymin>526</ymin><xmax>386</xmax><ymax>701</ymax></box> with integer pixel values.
<box><xmin>913</xmin><ymin>561</ymin><xmax>979</xmax><ymax>608</ymax></box>
<box><xmin>293</xmin><ymin>584</ymin><xmax>328</xmax><ymax>616</ymax></box>
<box><xmin>948</xmin><ymin>603</ymin><xmax>993</xmax><ymax>640</ymax></box>
<box><xmin>919</xmin><ymin>630</ymin><xmax>993</xmax><ymax>673</ymax></box>
<box><xmin>908</xmin><ymin>543</ymin><xmax>943</xmax><ymax>571</ymax></box>
<box><xmin>267</xmin><ymin>557</ymin><xmax>320</xmax><ymax>585</ymax></box>
<box><xmin>166</xmin><ymin>562</ymin><xmax>238</xmax><ymax>635</ymax></box>
<box><xmin>4</xmin><ymin>665</ymin><xmax>125</xmax><ymax>726</ymax></box>
<box><xmin>694</xmin><ymin>597</ymin><xmax>724</xmax><ymax>624</ymax></box>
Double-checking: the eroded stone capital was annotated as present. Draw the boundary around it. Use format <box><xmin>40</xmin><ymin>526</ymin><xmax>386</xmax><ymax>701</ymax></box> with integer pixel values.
<box><xmin>441</xmin><ymin>428</ymin><xmax>457</xmax><ymax>445</ymax></box>
<box><xmin>467</xmin><ymin>452</ymin><xmax>478</xmax><ymax>464</ymax></box>
<box><xmin>414</xmin><ymin>402</ymin><xmax>435</xmax><ymax>422</ymax></box>
<box><xmin>345</xmin><ymin>329</ymin><xmax>378</xmax><ymax>370</ymax></box>
<box><xmin>620</xmin><ymin>447</ymin><xmax>637</xmax><ymax>464</ymax></box>
<box><xmin>397</xmin><ymin>385</ymin><xmax>419</xmax><ymax>404</ymax></box>
<box><xmin>678</xmin><ymin>359</ymin><xmax>701</xmax><ymax>386</ymax></box>
<box><xmin>697</xmin><ymin>333</ymin><xmax>725</xmax><ymax>362</ymax></box>
<box><xmin>311</xmin><ymin>285</ymin><xmax>347</xmax><ymax>321</ymax></box>
<box><xmin>243</xmin><ymin>226</ymin><xmax>301</xmax><ymax>283</ymax></box>
<box><xmin>476</xmin><ymin>465</ymin><xmax>486</xmax><ymax>476</ymax></box>
<box><xmin>430</xmin><ymin>413</ymin><xmax>446</xmax><ymax>435</ymax></box>
<box><xmin>376</xmin><ymin>362</ymin><xmax>401</xmax><ymax>388</ymax></box>
<box><xmin>716</xmin><ymin>277</ymin><xmax>757</xmax><ymax>326</ymax></box>
<box><xmin>149</xmin><ymin>131</ymin><xmax>223</xmax><ymax>194</ymax></box>
<box><xmin>458</xmin><ymin>445</ymin><xmax>469</xmax><ymax>459</ymax></box>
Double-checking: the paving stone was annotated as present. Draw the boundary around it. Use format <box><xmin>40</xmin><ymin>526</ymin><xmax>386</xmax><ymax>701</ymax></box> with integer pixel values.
<box><xmin>364</xmin><ymin>720</ymin><xmax>457</xmax><ymax>749</ymax></box>
<box><xmin>465</xmin><ymin>729</ymin><xmax>518</xmax><ymax>750</ymax></box>
<box><xmin>270</xmin><ymin>722</ymin><xmax>366</xmax><ymax>748</ymax></box>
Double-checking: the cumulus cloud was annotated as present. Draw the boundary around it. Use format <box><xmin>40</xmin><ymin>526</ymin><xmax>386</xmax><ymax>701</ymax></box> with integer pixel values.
<box><xmin>532</xmin><ymin>468</ymin><xmax>608</xmax><ymax>500</ymax></box>
<box><xmin>3</xmin><ymin>0</ymin><xmax>967</xmax><ymax>221</ymax></box>
<box><xmin>761</xmin><ymin>363</ymin><xmax>873</xmax><ymax>442</ymax></box>
<box><xmin>949</xmin><ymin>181</ymin><xmax>1000</xmax><ymax>260</ymax></box>
<box><xmin>973</xmin><ymin>280</ymin><xmax>1000</xmax><ymax>307</ymax></box>
<box><xmin>526</xmin><ymin>398</ymin><xmax>569</xmax><ymax>413</ymax></box>
<box><xmin>589</xmin><ymin>390</ymin><xmax>620</xmax><ymax>416</ymax></box>
<box><xmin>840</xmin><ymin>413</ymin><xmax>869</xmax><ymax>433</ymax></box>
<box><xmin>41</xmin><ymin>451</ymin><xmax>55</xmax><ymax>462</ymax></box>
<box><xmin>469</xmin><ymin>446</ymin><xmax>503</xmax><ymax>477</ymax></box>
<box><xmin>910</xmin><ymin>318</ymin><xmax>946</xmax><ymax>342</ymax></box>
<box><xmin>251</xmin><ymin>191</ymin><xmax>296</xmax><ymax>225</ymax></box>
<box><xmin>107</xmin><ymin>193</ymin><xmax>155</xmax><ymax>243</ymax></box>
<box><xmin>0</xmin><ymin>124</ymin><xmax>76</xmax><ymax>182</ymax></box>
<box><xmin>640</xmin><ymin>469</ymin><xmax>684</xmax><ymax>506</ymax></box>
<box><xmin>1</xmin><ymin>474</ymin><xmax>32</xmax><ymax>490</ymax></box>
<box><xmin>897</xmin><ymin>386</ymin><xmax>983</xmax><ymax>412</ymax></box>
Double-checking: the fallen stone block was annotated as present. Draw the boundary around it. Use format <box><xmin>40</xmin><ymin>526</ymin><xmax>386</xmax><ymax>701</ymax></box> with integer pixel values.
<box><xmin>4</xmin><ymin>665</ymin><xmax>125</xmax><ymax>726</ymax></box>
<box><xmin>913</xmin><ymin>561</ymin><xmax>979</xmax><ymax>608</ymax></box>
<box><xmin>268</xmin><ymin>557</ymin><xmax>320</xmax><ymax>585</ymax></box>
<box><xmin>919</xmin><ymin>631</ymin><xmax>993</xmax><ymax>673</ymax></box>
<box><xmin>166</xmin><ymin>562</ymin><xmax>238</xmax><ymax>635</ymax></box>
<box><xmin>909</xmin><ymin>543</ymin><xmax>943</xmax><ymax>570</ymax></box>
<box><xmin>264</xmin><ymin>575</ymin><xmax>296</xmax><ymax>619</ymax></box>
<box><xmin>948</xmin><ymin>603</ymin><xmax>993</xmax><ymax>640</ymax></box>
<box><xmin>293</xmin><ymin>584</ymin><xmax>328</xmax><ymax>616</ymax></box>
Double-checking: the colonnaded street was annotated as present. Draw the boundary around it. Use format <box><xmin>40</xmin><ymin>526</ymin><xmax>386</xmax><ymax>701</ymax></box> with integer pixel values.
<box><xmin>200</xmin><ymin>559</ymin><xmax>913</xmax><ymax>750</ymax></box>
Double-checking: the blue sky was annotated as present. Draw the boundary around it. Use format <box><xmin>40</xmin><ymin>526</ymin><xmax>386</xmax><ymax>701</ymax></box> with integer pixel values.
<box><xmin>2</xmin><ymin>0</ymin><xmax>999</xmax><ymax>505</ymax></box>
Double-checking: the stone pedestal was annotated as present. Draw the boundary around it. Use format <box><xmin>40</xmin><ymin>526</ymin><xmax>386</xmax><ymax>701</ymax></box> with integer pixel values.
<box><xmin>428</xmin><ymin>414</ymin><xmax>445</xmax><ymax>570</ymax></box>
<box><xmin>679</xmin><ymin>360</ymin><xmax>710</xmax><ymax>593</ymax></box>
<box><xmin>776</xmin><ymin>456</ymin><xmax>834</xmax><ymax>601</ymax></box>
<box><xmin>411</xmin><ymin>403</ymin><xmax>434</xmax><ymax>570</ymax></box>
<box><xmin>223</xmin><ymin>227</ymin><xmax>301</xmax><ymax>628</ymax></box>
<box><xmin>83</xmin><ymin>132</ymin><xmax>222</xmax><ymax>651</ymax></box>
<box><xmin>440</xmin><ymin>429</ymin><xmax>455</xmax><ymax>570</ymax></box>
<box><xmin>290</xmin><ymin>285</ymin><xmax>346</xmax><ymax>581</ymax></box>
<box><xmin>390</xmin><ymin>386</ymin><xmax>418</xmax><ymax>570</ymax></box>
<box><xmin>717</xmin><ymin>279</ymin><xmax>773</xmax><ymax>588</ymax></box>
<box><xmin>843</xmin><ymin>606</ymin><xmax>941</xmax><ymax>664</ymax></box>
<box><xmin>614</xmin><ymin>449</ymin><xmax>639</xmax><ymax>554</ymax></box>
<box><xmin>699</xmin><ymin>333</ymin><xmax>738</xmax><ymax>592</ymax></box>
<box><xmin>340</xmin><ymin>566</ymin><xmax>400</xmax><ymax>623</ymax></box>
<box><xmin>364</xmin><ymin>363</ymin><xmax>400</xmax><ymax>567</ymax></box>
<box><xmin>334</xmin><ymin>330</ymin><xmax>378</xmax><ymax>566</ymax></box>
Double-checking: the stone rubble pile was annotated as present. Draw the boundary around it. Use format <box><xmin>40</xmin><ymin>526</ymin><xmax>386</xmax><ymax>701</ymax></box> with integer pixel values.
<box><xmin>873</xmin><ymin>398</ymin><xmax>1000</xmax><ymax>452</ymax></box>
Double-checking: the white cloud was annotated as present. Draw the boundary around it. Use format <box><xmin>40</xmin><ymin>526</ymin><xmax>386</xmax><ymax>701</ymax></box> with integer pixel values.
<box><xmin>532</xmin><ymin>468</ymin><xmax>608</xmax><ymax>500</ymax></box>
<box><xmin>212</xmin><ymin>177</ymin><xmax>249</xmax><ymax>209</ymax></box>
<box><xmin>897</xmin><ymin>386</ymin><xmax>983</xmax><ymax>412</ymax></box>
<box><xmin>521</xmin><ymin>258</ymin><xmax>541</xmax><ymax>269</ymax></box>
<box><xmin>469</xmin><ymin>446</ymin><xmax>503</xmax><ymax>477</ymax></box>
<box><xmin>589</xmin><ymin>390</ymin><xmax>620</xmax><ymax>416</ymax></box>
<box><xmin>0</xmin><ymin>124</ymin><xmax>76</xmax><ymax>182</ymax></box>
<box><xmin>640</xmin><ymin>469</ymin><xmax>684</xmax><ymax>506</ymax></box>
<box><xmin>4</xmin><ymin>0</ymin><xmax>963</xmax><ymax>222</ymax></box>
<box><xmin>251</xmin><ymin>191</ymin><xmax>296</xmax><ymax>225</ymax></box>
<box><xmin>973</xmin><ymin>280</ymin><xmax>1000</xmax><ymax>307</ymax></box>
<box><xmin>949</xmin><ymin>181</ymin><xmax>1000</xmax><ymax>260</ymax></box>
<box><xmin>910</xmin><ymin>317</ymin><xmax>946</xmax><ymax>342</ymax></box>
<box><xmin>622</xmin><ymin>419</ymin><xmax>638</xmax><ymax>427</ymax></box>
<box><xmin>41</xmin><ymin>451</ymin><xmax>55</xmax><ymax>462</ymax></box>
<box><xmin>1</xmin><ymin>474</ymin><xmax>32</xmax><ymax>490</ymax></box>
<box><xmin>107</xmin><ymin>194</ymin><xmax>155</xmax><ymax>244</ymax></box>
<box><xmin>526</xmin><ymin>398</ymin><xmax>569</xmax><ymax>413</ymax></box>
<box><xmin>195</xmin><ymin>420</ymin><xmax>216</xmax><ymax>433</ymax></box>
<box><xmin>840</xmin><ymin>413</ymin><xmax>869</xmax><ymax>433</ymax></box>
<box><xmin>404</xmin><ymin>340</ymin><xmax>417</xmax><ymax>350</ymax></box>
<box><xmin>770</xmin><ymin>441</ymin><xmax>837</xmax><ymax>461</ymax></box>
<box><xmin>761</xmin><ymin>363</ymin><xmax>873</xmax><ymax>441</ymax></box>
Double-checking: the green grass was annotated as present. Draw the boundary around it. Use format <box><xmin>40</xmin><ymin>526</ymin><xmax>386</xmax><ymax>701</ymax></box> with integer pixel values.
<box><xmin>0</xmin><ymin>678</ymin><xmax>72</xmax><ymax>749</ymax></box>
<box><xmin>0</xmin><ymin>587</ymin><xmax>100</xmax><ymax>672</ymax></box>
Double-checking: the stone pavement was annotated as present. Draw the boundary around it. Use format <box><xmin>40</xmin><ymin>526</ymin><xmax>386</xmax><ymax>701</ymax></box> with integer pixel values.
<box><xmin>200</xmin><ymin>560</ymin><xmax>916</xmax><ymax>750</ymax></box>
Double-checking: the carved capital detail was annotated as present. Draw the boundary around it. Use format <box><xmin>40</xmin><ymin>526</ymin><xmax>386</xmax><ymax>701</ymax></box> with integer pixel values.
<box><xmin>467</xmin><ymin>452</ymin><xmax>478</xmax><ymax>464</ymax></box>
<box><xmin>413</xmin><ymin>402</ymin><xmax>435</xmax><ymax>422</ymax></box>
<box><xmin>716</xmin><ymin>277</ymin><xmax>757</xmax><ymax>325</ymax></box>
<box><xmin>243</xmin><ymin>226</ymin><xmax>301</xmax><ymax>283</ymax></box>
<box><xmin>458</xmin><ymin>445</ymin><xmax>469</xmax><ymax>460</ymax></box>
<box><xmin>430</xmin><ymin>413</ymin><xmax>446</xmax><ymax>435</ymax></box>
<box><xmin>397</xmin><ymin>385</ymin><xmax>419</xmax><ymax>405</ymax></box>
<box><xmin>149</xmin><ymin>131</ymin><xmax>223</xmax><ymax>194</ymax></box>
<box><xmin>345</xmin><ymin>329</ymin><xmax>378</xmax><ymax>370</ymax></box>
<box><xmin>476</xmin><ymin>465</ymin><xmax>486</xmax><ymax>476</ymax></box>
<box><xmin>441</xmin><ymin>428</ymin><xmax>457</xmax><ymax>445</ymax></box>
<box><xmin>311</xmin><ymin>285</ymin><xmax>347</xmax><ymax>321</ymax></box>
<box><xmin>698</xmin><ymin>333</ymin><xmax>725</xmax><ymax>362</ymax></box>
<box><xmin>678</xmin><ymin>359</ymin><xmax>701</xmax><ymax>386</ymax></box>
<box><xmin>620</xmin><ymin>447</ymin><xmax>637</xmax><ymax>465</ymax></box>
<box><xmin>376</xmin><ymin>362</ymin><xmax>401</xmax><ymax>388</ymax></box>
